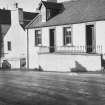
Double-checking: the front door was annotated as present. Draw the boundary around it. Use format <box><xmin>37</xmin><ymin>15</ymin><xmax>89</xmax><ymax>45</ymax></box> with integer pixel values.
<box><xmin>86</xmin><ymin>25</ymin><xmax>94</xmax><ymax>53</ymax></box>
<box><xmin>49</xmin><ymin>29</ymin><xmax>55</xmax><ymax>53</ymax></box>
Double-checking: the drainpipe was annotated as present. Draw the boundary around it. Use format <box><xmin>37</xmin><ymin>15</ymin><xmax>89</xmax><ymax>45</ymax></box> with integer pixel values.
<box><xmin>27</xmin><ymin>29</ymin><xmax>29</xmax><ymax>70</ymax></box>
<box><xmin>0</xmin><ymin>25</ymin><xmax>1</xmax><ymax>68</ymax></box>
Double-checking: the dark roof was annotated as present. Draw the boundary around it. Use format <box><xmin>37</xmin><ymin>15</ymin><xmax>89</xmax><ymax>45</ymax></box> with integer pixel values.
<box><xmin>0</xmin><ymin>9</ymin><xmax>11</xmax><ymax>24</ymax></box>
<box><xmin>42</xmin><ymin>1</ymin><xmax>63</xmax><ymax>9</ymax></box>
<box><xmin>26</xmin><ymin>0</ymin><xmax>105</xmax><ymax>28</ymax></box>
<box><xmin>0</xmin><ymin>9</ymin><xmax>11</xmax><ymax>36</ymax></box>
<box><xmin>22</xmin><ymin>12</ymin><xmax>38</xmax><ymax>27</ymax></box>
<box><xmin>0</xmin><ymin>24</ymin><xmax>10</xmax><ymax>36</ymax></box>
<box><xmin>0</xmin><ymin>9</ymin><xmax>38</xmax><ymax>34</ymax></box>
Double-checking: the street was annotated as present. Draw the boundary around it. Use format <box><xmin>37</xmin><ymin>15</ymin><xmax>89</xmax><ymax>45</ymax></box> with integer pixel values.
<box><xmin>0</xmin><ymin>71</ymin><xmax>105</xmax><ymax>105</ymax></box>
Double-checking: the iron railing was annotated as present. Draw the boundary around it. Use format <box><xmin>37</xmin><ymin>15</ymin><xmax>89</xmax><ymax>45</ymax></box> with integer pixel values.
<box><xmin>38</xmin><ymin>45</ymin><xmax>102</xmax><ymax>54</ymax></box>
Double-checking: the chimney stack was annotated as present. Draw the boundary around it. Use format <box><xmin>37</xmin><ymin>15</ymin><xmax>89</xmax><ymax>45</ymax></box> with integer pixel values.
<box><xmin>18</xmin><ymin>8</ymin><xmax>24</xmax><ymax>25</ymax></box>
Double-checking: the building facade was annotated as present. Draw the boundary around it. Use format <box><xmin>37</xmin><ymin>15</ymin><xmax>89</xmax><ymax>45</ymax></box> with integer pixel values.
<box><xmin>25</xmin><ymin>0</ymin><xmax>105</xmax><ymax>72</ymax></box>
<box><xmin>1</xmin><ymin>6</ymin><xmax>38</xmax><ymax>69</ymax></box>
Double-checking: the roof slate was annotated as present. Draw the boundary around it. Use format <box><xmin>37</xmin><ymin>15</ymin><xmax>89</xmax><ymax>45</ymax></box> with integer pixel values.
<box><xmin>42</xmin><ymin>1</ymin><xmax>63</xmax><ymax>9</ymax></box>
<box><xmin>22</xmin><ymin>12</ymin><xmax>38</xmax><ymax>27</ymax></box>
<box><xmin>0</xmin><ymin>9</ymin><xmax>11</xmax><ymax>24</ymax></box>
<box><xmin>26</xmin><ymin>0</ymin><xmax>105</xmax><ymax>28</ymax></box>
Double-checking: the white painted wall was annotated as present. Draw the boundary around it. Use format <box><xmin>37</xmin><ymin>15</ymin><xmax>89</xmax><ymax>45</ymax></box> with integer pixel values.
<box><xmin>28</xmin><ymin>29</ymin><xmax>39</xmax><ymax>69</ymax></box>
<box><xmin>28</xmin><ymin>27</ymin><xmax>50</xmax><ymax>69</ymax></box>
<box><xmin>28</xmin><ymin>20</ymin><xmax>105</xmax><ymax>71</ymax></box>
<box><xmin>96</xmin><ymin>21</ymin><xmax>105</xmax><ymax>56</ymax></box>
<box><xmin>73</xmin><ymin>23</ymin><xmax>86</xmax><ymax>46</ymax></box>
<box><xmin>42</xmin><ymin>27</ymin><xmax>49</xmax><ymax>46</ymax></box>
<box><xmin>3</xmin><ymin>9</ymin><xmax>27</xmax><ymax>68</ymax></box>
<box><xmin>39</xmin><ymin>54</ymin><xmax>101</xmax><ymax>71</ymax></box>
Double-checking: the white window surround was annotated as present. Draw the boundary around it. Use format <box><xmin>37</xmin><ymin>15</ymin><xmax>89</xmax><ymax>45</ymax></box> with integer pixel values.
<box><xmin>35</xmin><ymin>29</ymin><xmax>42</xmax><ymax>46</ymax></box>
<box><xmin>63</xmin><ymin>26</ymin><xmax>73</xmax><ymax>46</ymax></box>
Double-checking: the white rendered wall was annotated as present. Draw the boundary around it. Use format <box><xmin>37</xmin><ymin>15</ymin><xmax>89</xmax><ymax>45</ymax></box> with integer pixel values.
<box><xmin>4</xmin><ymin>9</ymin><xmax>27</xmax><ymax>68</ymax></box>
<box><xmin>28</xmin><ymin>29</ymin><xmax>39</xmax><ymax>69</ymax></box>
<box><xmin>73</xmin><ymin>23</ymin><xmax>85</xmax><ymax>46</ymax></box>
<box><xmin>96</xmin><ymin>21</ymin><xmax>105</xmax><ymax>56</ymax></box>
<box><xmin>47</xmin><ymin>24</ymin><xmax>86</xmax><ymax>48</ymax></box>
<box><xmin>28</xmin><ymin>27</ymin><xmax>49</xmax><ymax>69</ymax></box>
<box><xmin>42</xmin><ymin>27</ymin><xmax>49</xmax><ymax>46</ymax></box>
<box><xmin>28</xmin><ymin>21</ymin><xmax>105</xmax><ymax>71</ymax></box>
<box><xmin>39</xmin><ymin>54</ymin><xmax>101</xmax><ymax>71</ymax></box>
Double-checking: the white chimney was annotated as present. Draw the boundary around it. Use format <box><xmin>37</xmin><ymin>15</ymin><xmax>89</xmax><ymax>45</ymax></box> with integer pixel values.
<box><xmin>11</xmin><ymin>3</ymin><xmax>22</xmax><ymax>25</ymax></box>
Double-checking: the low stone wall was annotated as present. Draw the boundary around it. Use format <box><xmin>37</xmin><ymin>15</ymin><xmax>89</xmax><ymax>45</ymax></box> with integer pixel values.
<box><xmin>38</xmin><ymin>53</ymin><xmax>101</xmax><ymax>72</ymax></box>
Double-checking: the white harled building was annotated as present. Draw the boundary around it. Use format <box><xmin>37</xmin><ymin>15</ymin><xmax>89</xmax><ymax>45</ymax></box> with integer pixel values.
<box><xmin>1</xmin><ymin>4</ymin><xmax>38</xmax><ymax>69</ymax></box>
<box><xmin>25</xmin><ymin>0</ymin><xmax>105</xmax><ymax>72</ymax></box>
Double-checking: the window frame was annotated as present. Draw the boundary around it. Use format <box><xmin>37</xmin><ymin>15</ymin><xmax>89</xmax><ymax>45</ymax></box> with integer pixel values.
<box><xmin>35</xmin><ymin>29</ymin><xmax>42</xmax><ymax>46</ymax></box>
<box><xmin>63</xmin><ymin>26</ymin><xmax>72</xmax><ymax>46</ymax></box>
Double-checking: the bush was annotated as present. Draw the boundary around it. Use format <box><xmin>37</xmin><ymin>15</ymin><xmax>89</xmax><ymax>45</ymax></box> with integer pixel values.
<box><xmin>2</xmin><ymin>60</ymin><xmax>11</xmax><ymax>69</ymax></box>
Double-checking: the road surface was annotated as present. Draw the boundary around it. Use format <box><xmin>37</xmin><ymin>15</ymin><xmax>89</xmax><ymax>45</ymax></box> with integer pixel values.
<box><xmin>0</xmin><ymin>71</ymin><xmax>105</xmax><ymax>105</ymax></box>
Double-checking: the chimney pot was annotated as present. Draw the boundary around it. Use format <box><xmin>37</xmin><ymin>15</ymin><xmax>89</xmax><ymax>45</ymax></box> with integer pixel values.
<box><xmin>14</xmin><ymin>2</ymin><xmax>18</xmax><ymax>8</ymax></box>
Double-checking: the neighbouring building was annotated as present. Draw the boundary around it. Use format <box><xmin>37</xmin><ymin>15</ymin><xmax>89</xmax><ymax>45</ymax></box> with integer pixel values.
<box><xmin>1</xmin><ymin>5</ymin><xmax>38</xmax><ymax>69</ymax></box>
<box><xmin>25</xmin><ymin>0</ymin><xmax>105</xmax><ymax>72</ymax></box>
<box><xmin>0</xmin><ymin>9</ymin><xmax>11</xmax><ymax>68</ymax></box>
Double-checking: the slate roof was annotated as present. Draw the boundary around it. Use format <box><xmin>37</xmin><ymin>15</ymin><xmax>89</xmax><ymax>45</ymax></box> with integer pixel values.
<box><xmin>0</xmin><ymin>9</ymin><xmax>38</xmax><ymax>27</ymax></box>
<box><xmin>26</xmin><ymin>0</ymin><xmax>105</xmax><ymax>28</ymax></box>
<box><xmin>22</xmin><ymin>12</ymin><xmax>38</xmax><ymax>27</ymax></box>
<box><xmin>42</xmin><ymin>1</ymin><xmax>63</xmax><ymax>9</ymax></box>
<box><xmin>0</xmin><ymin>25</ymin><xmax>10</xmax><ymax>36</ymax></box>
<box><xmin>0</xmin><ymin>9</ymin><xmax>11</xmax><ymax>24</ymax></box>
<box><xmin>0</xmin><ymin>9</ymin><xmax>38</xmax><ymax>33</ymax></box>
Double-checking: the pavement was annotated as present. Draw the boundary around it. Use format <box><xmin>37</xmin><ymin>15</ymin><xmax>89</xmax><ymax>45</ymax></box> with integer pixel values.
<box><xmin>0</xmin><ymin>71</ymin><xmax>105</xmax><ymax>105</ymax></box>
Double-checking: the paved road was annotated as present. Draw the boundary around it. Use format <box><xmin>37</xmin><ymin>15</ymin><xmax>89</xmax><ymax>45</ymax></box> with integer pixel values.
<box><xmin>0</xmin><ymin>71</ymin><xmax>105</xmax><ymax>105</ymax></box>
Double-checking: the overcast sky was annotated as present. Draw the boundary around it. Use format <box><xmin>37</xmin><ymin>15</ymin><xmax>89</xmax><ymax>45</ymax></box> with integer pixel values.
<box><xmin>0</xmin><ymin>0</ymin><xmax>40</xmax><ymax>12</ymax></box>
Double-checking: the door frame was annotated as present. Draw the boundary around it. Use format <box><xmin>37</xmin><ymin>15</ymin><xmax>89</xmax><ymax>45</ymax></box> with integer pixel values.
<box><xmin>85</xmin><ymin>22</ymin><xmax>96</xmax><ymax>53</ymax></box>
<box><xmin>49</xmin><ymin>28</ymin><xmax>56</xmax><ymax>53</ymax></box>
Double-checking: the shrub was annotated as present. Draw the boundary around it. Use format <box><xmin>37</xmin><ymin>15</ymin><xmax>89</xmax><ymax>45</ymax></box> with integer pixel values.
<box><xmin>2</xmin><ymin>60</ymin><xmax>11</xmax><ymax>69</ymax></box>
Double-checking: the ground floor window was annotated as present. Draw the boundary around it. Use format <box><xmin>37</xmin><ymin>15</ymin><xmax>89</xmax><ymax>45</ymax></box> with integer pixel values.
<box><xmin>63</xmin><ymin>27</ymin><xmax>72</xmax><ymax>45</ymax></box>
<box><xmin>35</xmin><ymin>30</ymin><xmax>42</xmax><ymax>46</ymax></box>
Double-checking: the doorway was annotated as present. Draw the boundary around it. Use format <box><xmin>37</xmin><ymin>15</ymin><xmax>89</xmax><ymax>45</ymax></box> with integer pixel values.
<box><xmin>49</xmin><ymin>29</ymin><xmax>55</xmax><ymax>53</ymax></box>
<box><xmin>86</xmin><ymin>25</ymin><xmax>94</xmax><ymax>53</ymax></box>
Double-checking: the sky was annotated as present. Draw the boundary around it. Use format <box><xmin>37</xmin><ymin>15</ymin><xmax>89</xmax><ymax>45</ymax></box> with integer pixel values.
<box><xmin>0</xmin><ymin>0</ymin><xmax>40</xmax><ymax>12</ymax></box>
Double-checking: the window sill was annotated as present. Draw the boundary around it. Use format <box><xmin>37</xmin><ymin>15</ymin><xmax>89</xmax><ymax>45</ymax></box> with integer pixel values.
<box><xmin>35</xmin><ymin>44</ymin><xmax>42</xmax><ymax>47</ymax></box>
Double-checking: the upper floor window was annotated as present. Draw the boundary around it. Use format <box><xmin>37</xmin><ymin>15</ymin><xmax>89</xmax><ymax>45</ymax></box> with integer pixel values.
<box><xmin>7</xmin><ymin>41</ymin><xmax>11</xmax><ymax>51</ymax></box>
<box><xmin>46</xmin><ymin>9</ymin><xmax>51</xmax><ymax>20</ymax></box>
<box><xmin>63</xmin><ymin>27</ymin><xmax>72</xmax><ymax>45</ymax></box>
<box><xmin>35</xmin><ymin>30</ymin><xmax>42</xmax><ymax>46</ymax></box>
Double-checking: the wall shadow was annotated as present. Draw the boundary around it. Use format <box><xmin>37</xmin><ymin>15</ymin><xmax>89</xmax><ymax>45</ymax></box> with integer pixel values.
<box><xmin>71</xmin><ymin>61</ymin><xmax>87</xmax><ymax>72</ymax></box>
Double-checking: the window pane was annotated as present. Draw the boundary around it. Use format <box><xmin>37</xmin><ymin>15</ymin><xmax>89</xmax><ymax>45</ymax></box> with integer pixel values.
<box><xmin>35</xmin><ymin>30</ymin><xmax>41</xmax><ymax>46</ymax></box>
<box><xmin>66</xmin><ymin>37</ymin><xmax>69</xmax><ymax>44</ymax></box>
<box><xmin>64</xmin><ymin>27</ymin><xmax>72</xmax><ymax>45</ymax></box>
